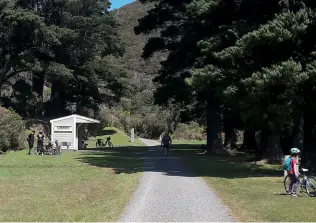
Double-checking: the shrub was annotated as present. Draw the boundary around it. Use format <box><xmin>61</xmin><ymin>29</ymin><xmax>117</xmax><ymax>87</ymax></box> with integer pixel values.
<box><xmin>0</xmin><ymin>107</ymin><xmax>25</xmax><ymax>152</ymax></box>
<box><xmin>98</xmin><ymin>104</ymin><xmax>171</xmax><ymax>138</ymax></box>
<box><xmin>172</xmin><ymin>122</ymin><xmax>205</xmax><ymax>141</ymax></box>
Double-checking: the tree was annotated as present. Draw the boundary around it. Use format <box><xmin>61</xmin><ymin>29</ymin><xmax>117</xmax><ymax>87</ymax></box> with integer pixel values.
<box><xmin>136</xmin><ymin>0</ymin><xmax>285</xmax><ymax>152</ymax></box>
<box><xmin>0</xmin><ymin>0</ymin><xmax>125</xmax><ymax>118</ymax></box>
<box><xmin>137</xmin><ymin>0</ymin><xmax>316</xmax><ymax>162</ymax></box>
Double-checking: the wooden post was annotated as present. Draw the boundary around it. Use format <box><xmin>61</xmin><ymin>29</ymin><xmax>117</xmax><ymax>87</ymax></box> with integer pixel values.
<box><xmin>130</xmin><ymin>128</ymin><xmax>135</xmax><ymax>143</ymax></box>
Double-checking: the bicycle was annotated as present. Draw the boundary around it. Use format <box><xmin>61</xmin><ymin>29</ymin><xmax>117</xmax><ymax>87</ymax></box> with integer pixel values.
<box><xmin>34</xmin><ymin>140</ymin><xmax>61</xmax><ymax>155</ymax></box>
<box><xmin>284</xmin><ymin>168</ymin><xmax>316</xmax><ymax>197</ymax></box>
<box><xmin>95</xmin><ymin>137</ymin><xmax>113</xmax><ymax>148</ymax></box>
<box><xmin>52</xmin><ymin>140</ymin><xmax>61</xmax><ymax>155</ymax></box>
<box><xmin>34</xmin><ymin>143</ymin><xmax>44</xmax><ymax>155</ymax></box>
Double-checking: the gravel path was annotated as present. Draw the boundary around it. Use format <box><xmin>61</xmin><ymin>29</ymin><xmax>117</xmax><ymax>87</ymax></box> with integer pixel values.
<box><xmin>119</xmin><ymin>138</ymin><xmax>235</xmax><ymax>222</ymax></box>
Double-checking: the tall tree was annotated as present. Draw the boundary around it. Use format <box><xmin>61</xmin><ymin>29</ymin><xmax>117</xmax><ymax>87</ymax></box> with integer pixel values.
<box><xmin>0</xmin><ymin>0</ymin><xmax>125</xmax><ymax>118</ymax></box>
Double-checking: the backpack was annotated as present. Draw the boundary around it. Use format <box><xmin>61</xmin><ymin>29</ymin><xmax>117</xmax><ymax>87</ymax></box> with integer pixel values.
<box><xmin>162</xmin><ymin>136</ymin><xmax>170</xmax><ymax>145</ymax></box>
<box><xmin>283</xmin><ymin>157</ymin><xmax>292</xmax><ymax>172</ymax></box>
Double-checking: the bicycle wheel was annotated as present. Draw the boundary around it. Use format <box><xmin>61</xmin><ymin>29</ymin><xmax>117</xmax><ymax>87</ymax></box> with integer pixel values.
<box><xmin>306</xmin><ymin>176</ymin><xmax>316</xmax><ymax>197</ymax></box>
<box><xmin>298</xmin><ymin>175</ymin><xmax>306</xmax><ymax>193</ymax></box>
<box><xmin>34</xmin><ymin>147</ymin><xmax>39</xmax><ymax>155</ymax></box>
<box><xmin>284</xmin><ymin>175</ymin><xmax>292</xmax><ymax>193</ymax></box>
<box><xmin>96</xmin><ymin>142</ymin><xmax>100</xmax><ymax>148</ymax></box>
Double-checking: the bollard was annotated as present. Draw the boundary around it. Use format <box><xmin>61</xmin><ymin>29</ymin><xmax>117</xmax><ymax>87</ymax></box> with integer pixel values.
<box><xmin>130</xmin><ymin>128</ymin><xmax>135</xmax><ymax>143</ymax></box>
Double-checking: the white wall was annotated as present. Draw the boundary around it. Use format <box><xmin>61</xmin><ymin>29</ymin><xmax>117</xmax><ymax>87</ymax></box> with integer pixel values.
<box><xmin>51</xmin><ymin>118</ymin><xmax>75</xmax><ymax>150</ymax></box>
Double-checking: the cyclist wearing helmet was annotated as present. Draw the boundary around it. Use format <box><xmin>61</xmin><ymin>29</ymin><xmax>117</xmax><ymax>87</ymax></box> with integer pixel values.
<box><xmin>288</xmin><ymin>147</ymin><xmax>300</xmax><ymax>197</ymax></box>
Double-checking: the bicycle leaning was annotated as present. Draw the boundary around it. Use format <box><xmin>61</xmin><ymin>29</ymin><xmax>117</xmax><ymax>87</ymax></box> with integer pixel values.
<box><xmin>95</xmin><ymin>137</ymin><xmax>113</xmax><ymax>148</ymax></box>
<box><xmin>34</xmin><ymin>140</ymin><xmax>61</xmax><ymax>155</ymax></box>
<box><xmin>284</xmin><ymin>168</ymin><xmax>316</xmax><ymax>197</ymax></box>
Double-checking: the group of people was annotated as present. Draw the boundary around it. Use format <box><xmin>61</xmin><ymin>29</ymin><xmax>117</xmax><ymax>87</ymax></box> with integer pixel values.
<box><xmin>26</xmin><ymin>131</ymin><xmax>45</xmax><ymax>155</ymax></box>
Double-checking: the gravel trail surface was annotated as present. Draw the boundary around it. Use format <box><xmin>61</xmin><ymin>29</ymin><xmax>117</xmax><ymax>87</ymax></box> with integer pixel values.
<box><xmin>119</xmin><ymin>138</ymin><xmax>235</xmax><ymax>222</ymax></box>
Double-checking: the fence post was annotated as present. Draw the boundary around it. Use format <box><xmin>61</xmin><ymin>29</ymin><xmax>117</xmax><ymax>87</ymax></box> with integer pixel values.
<box><xmin>130</xmin><ymin>128</ymin><xmax>135</xmax><ymax>143</ymax></box>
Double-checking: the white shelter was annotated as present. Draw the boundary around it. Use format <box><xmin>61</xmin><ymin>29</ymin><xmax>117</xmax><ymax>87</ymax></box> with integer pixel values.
<box><xmin>50</xmin><ymin>114</ymin><xmax>100</xmax><ymax>150</ymax></box>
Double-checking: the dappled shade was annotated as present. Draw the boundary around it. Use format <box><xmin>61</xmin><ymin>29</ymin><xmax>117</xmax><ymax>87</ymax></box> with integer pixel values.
<box><xmin>77</xmin><ymin>143</ymin><xmax>282</xmax><ymax>179</ymax></box>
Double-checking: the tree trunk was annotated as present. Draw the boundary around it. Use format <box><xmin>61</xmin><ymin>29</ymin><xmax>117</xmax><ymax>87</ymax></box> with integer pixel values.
<box><xmin>205</xmin><ymin>99</ymin><xmax>222</xmax><ymax>152</ymax></box>
<box><xmin>224</xmin><ymin>125</ymin><xmax>235</xmax><ymax>150</ymax></box>
<box><xmin>292</xmin><ymin>112</ymin><xmax>304</xmax><ymax>154</ymax></box>
<box><xmin>255</xmin><ymin>129</ymin><xmax>268</xmax><ymax>160</ymax></box>
<box><xmin>32</xmin><ymin>73</ymin><xmax>44</xmax><ymax>117</ymax></box>
<box><xmin>265</xmin><ymin>133</ymin><xmax>284</xmax><ymax>161</ymax></box>
<box><xmin>49</xmin><ymin>81</ymin><xmax>66</xmax><ymax>117</ymax></box>
<box><xmin>232</xmin><ymin>129</ymin><xmax>238</xmax><ymax>149</ymax></box>
<box><xmin>240</xmin><ymin>129</ymin><xmax>258</xmax><ymax>151</ymax></box>
<box><xmin>301</xmin><ymin>110</ymin><xmax>316</xmax><ymax>171</ymax></box>
<box><xmin>279</xmin><ymin>111</ymin><xmax>304</xmax><ymax>157</ymax></box>
<box><xmin>76</xmin><ymin>101</ymin><xmax>84</xmax><ymax>115</ymax></box>
<box><xmin>256</xmin><ymin>129</ymin><xmax>284</xmax><ymax>162</ymax></box>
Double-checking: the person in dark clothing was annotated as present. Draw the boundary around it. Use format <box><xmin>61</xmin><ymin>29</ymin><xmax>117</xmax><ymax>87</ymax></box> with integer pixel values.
<box><xmin>27</xmin><ymin>131</ymin><xmax>35</xmax><ymax>155</ymax></box>
<box><xmin>37</xmin><ymin>132</ymin><xmax>45</xmax><ymax>154</ymax></box>
<box><xmin>161</xmin><ymin>133</ymin><xmax>172</xmax><ymax>156</ymax></box>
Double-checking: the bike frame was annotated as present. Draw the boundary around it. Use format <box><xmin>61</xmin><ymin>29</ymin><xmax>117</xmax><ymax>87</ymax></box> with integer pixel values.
<box><xmin>96</xmin><ymin>139</ymin><xmax>112</xmax><ymax>147</ymax></box>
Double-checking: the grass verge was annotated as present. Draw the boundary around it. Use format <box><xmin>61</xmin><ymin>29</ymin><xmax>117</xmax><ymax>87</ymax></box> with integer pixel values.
<box><xmin>0</xmin><ymin>145</ymin><xmax>145</xmax><ymax>221</ymax></box>
<box><xmin>169</xmin><ymin>144</ymin><xmax>316</xmax><ymax>222</ymax></box>
<box><xmin>86</xmin><ymin>127</ymin><xmax>144</xmax><ymax>148</ymax></box>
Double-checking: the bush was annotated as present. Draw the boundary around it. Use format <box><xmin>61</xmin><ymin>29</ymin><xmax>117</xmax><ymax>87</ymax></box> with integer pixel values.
<box><xmin>172</xmin><ymin>122</ymin><xmax>205</xmax><ymax>141</ymax></box>
<box><xmin>0</xmin><ymin>107</ymin><xmax>25</xmax><ymax>152</ymax></box>
<box><xmin>98</xmin><ymin>104</ymin><xmax>171</xmax><ymax>138</ymax></box>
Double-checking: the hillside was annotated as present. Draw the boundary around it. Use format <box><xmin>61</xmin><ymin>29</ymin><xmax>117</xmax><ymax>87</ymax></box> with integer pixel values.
<box><xmin>113</xmin><ymin>1</ymin><xmax>167</xmax><ymax>94</ymax></box>
<box><xmin>95</xmin><ymin>1</ymin><xmax>172</xmax><ymax>138</ymax></box>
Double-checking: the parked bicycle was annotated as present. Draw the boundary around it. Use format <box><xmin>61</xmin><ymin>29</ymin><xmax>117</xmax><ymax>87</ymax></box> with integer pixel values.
<box><xmin>34</xmin><ymin>140</ymin><xmax>61</xmax><ymax>155</ymax></box>
<box><xmin>284</xmin><ymin>168</ymin><xmax>316</xmax><ymax>197</ymax></box>
<box><xmin>34</xmin><ymin>144</ymin><xmax>44</xmax><ymax>155</ymax></box>
<box><xmin>95</xmin><ymin>137</ymin><xmax>113</xmax><ymax>148</ymax></box>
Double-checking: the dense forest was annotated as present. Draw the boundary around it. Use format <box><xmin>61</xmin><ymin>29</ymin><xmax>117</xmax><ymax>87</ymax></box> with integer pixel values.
<box><xmin>134</xmin><ymin>0</ymin><xmax>316</xmax><ymax>166</ymax></box>
<box><xmin>2</xmin><ymin>0</ymin><xmax>316</xmax><ymax>169</ymax></box>
<box><xmin>0</xmin><ymin>0</ymin><xmax>124</xmax><ymax>117</ymax></box>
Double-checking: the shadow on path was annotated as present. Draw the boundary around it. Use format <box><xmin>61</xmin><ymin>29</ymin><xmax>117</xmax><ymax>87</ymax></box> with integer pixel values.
<box><xmin>76</xmin><ymin>143</ymin><xmax>282</xmax><ymax>179</ymax></box>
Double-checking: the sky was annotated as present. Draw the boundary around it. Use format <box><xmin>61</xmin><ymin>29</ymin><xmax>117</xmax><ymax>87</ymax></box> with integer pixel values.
<box><xmin>110</xmin><ymin>0</ymin><xmax>135</xmax><ymax>10</ymax></box>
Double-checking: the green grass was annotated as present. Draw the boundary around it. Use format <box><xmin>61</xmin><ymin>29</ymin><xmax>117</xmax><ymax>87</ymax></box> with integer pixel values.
<box><xmin>0</xmin><ymin>145</ymin><xmax>146</xmax><ymax>221</ymax></box>
<box><xmin>170</xmin><ymin>146</ymin><xmax>316</xmax><ymax>222</ymax></box>
<box><xmin>86</xmin><ymin>127</ymin><xmax>144</xmax><ymax>148</ymax></box>
<box><xmin>173</xmin><ymin>140</ymin><xmax>206</xmax><ymax>145</ymax></box>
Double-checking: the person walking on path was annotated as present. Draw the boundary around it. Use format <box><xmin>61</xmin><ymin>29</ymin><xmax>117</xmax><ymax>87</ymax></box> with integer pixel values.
<box><xmin>287</xmin><ymin>147</ymin><xmax>300</xmax><ymax>197</ymax></box>
<box><xmin>27</xmin><ymin>131</ymin><xmax>35</xmax><ymax>155</ymax></box>
<box><xmin>161</xmin><ymin>132</ymin><xmax>172</xmax><ymax>156</ymax></box>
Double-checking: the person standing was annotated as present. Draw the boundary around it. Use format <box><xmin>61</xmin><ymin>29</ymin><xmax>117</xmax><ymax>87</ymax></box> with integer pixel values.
<box><xmin>287</xmin><ymin>148</ymin><xmax>300</xmax><ymax>197</ymax></box>
<box><xmin>37</xmin><ymin>132</ymin><xmax>45</xmax><ymax>155</ymax></box>
<box><xmin>27</xmin><ymin>131</ymin><xmax>35</xmax><ymax>155</ymax></box>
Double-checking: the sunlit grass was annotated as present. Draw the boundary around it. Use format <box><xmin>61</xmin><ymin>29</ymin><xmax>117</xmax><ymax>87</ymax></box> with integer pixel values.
<box><xmin>171</xmin><ymin>146</ymin><xmax>316</xmax><ymax>221</ymax></box>
<box><xmin>86</xmin><ymin>127</ymin><xmax>144</xmax><ymax>148</ymax></box>
<box><xmin>0</xmin><ymin>145</ymin><xmax>145</xmax><ymax>221</ymax></box>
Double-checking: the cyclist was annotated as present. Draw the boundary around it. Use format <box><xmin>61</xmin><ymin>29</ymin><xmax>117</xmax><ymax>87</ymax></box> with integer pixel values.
<box><xmin>161</xmin><ymin>132</ymin><xmax>172</xmax><ymax>156</ymax></box>
<box><xmin>287</xmin><ymin>147</ymin><xmax>300</xmax><ymax>197</ymax></box>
